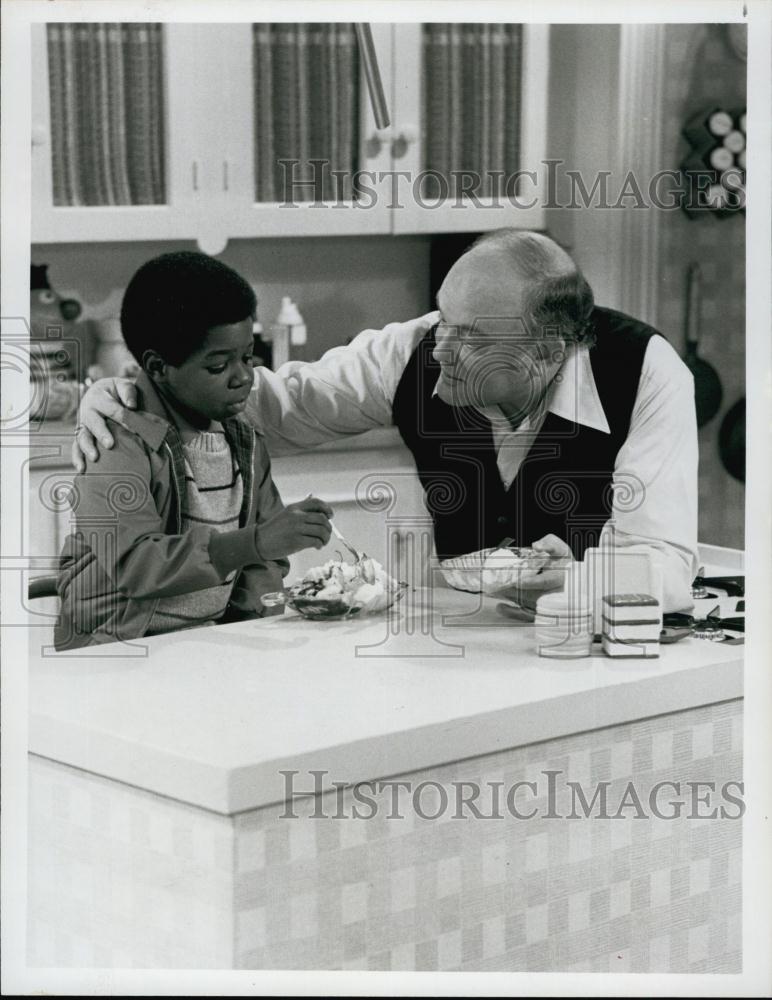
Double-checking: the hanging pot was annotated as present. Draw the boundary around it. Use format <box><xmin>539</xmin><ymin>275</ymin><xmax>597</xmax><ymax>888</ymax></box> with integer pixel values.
<box><xmin>718</xmin><ymin>397</ymin><xmax>745</xmax><ymax>482</ymax></box>
<box><xmin>684</xmin><ymin>262</ymin><xmax>723</xmax><ymax>426</ymax></box>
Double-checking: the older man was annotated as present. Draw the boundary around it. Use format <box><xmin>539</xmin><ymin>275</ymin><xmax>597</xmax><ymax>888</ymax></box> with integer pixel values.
<box><xmin>74</xmin><ymin>229</ymin><xmax>698</xmax><ymax>611</ymax></box>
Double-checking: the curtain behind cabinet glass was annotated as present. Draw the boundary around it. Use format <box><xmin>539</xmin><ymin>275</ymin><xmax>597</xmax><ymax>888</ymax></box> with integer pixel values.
<box><xmin>253</xmin><ymin>24</ymin><xmax>360</xmax><ymax>203</ymax></box>
<box><xmin>423</xmin><ymin>24</ymin><xmax>523</xmax><ymax>199</ymax></box>
<box><xmin>46</xmin><ymin>23</ymin><xmax>166</xmax><ymax>206</ymax></box>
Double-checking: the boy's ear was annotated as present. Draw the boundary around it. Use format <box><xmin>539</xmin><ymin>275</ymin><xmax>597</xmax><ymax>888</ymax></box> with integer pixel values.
<box><xmin>142</xmin><ymin>350</ymin><xmax>168</xmax><ymax>383</ymax></box>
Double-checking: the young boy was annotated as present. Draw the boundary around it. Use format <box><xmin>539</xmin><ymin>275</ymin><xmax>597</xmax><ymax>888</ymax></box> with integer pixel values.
<box><xmin>54</xmin><ymin>252</ymin><xmax>332</xmax><ymax>650</ymax></box>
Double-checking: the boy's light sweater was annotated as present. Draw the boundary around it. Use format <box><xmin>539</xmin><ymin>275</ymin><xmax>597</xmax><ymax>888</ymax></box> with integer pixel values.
<box><xmin>147</xmin><ymin>426</ymin><xmax>243</xmax><ymax>634</ymax></box>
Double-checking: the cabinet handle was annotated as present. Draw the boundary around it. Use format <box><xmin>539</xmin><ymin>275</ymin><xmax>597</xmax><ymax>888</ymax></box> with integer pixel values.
<box><xmin>391</xmin><ymin>126</ymin><xmax>418</xmax><ymax>160</ymax></box>
<box><xmin>223</xmin><ymin>160</ymin><xmax>229</xmax><ymax>192</ymax></box>
<box><xmin>192</xmin><ymin>160</ymin><xmax>199</xmax><ymax>192</ymax></box>
<box><xmin>365</xmin><ymin>128</ymin><xmax>391</xmax><ymax>159</ymax></box>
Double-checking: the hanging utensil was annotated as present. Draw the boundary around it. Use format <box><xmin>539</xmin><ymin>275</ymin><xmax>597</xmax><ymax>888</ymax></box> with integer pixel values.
<box><xmin>684</xmin><ymin>262</ymin><xmax>723</xmax><ymax>426</ymax></box>
<box><xmin>719</xmin><ymin>396</ymin><xmax>745</xmax><ymax>482</ymax></box>
<box><xmin>355</xmin><ymin>24</ymin><xmax>390</xmax><ymax>130</ymax></box>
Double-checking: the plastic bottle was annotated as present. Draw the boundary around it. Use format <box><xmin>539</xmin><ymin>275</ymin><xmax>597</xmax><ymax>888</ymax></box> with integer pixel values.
<box><xmin>270</xmin><ymin>296</ymin><xmax>307</xmax><ymax>366</ymax></box>
<box><xmin>276</xmin><ymin>296</ymin><xmax>307</xmax><ymax>346</ymax></box>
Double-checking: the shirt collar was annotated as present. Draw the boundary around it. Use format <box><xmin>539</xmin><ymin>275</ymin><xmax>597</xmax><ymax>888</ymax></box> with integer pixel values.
<box><xmin>123</xmin><ymin>371</ymin><xmax>255</xmax><ymax>452</ymax></box>
<box><xmin>546</xmin><ymin>342</ymin><xmax>610</xmax><ymax>434</ymax></box>
<box><xmin>431</xmin><ymin>342</ymin><xmax>610</xmax><ymax>435</ymax></box>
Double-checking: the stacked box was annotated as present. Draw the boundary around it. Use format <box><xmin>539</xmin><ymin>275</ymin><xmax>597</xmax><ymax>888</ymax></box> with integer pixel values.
<box><xmin>601</xmin><ymin>593</ymin><xmax>661</xmax><ymax>658</ymax></box>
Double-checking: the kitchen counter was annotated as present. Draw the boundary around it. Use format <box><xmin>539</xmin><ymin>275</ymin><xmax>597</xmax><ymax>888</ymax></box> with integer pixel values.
<box><xmin>27</xmin><ymin>584</ymin><xmax>744</xmax><ymax>971</ymax></box>
<box><xmin>25</xmin><ymin>423</ymin><xmax>746</xmax><ymax>971</ymax></box>
<box><xmin>29</xmin><ymin>586</ymin><xmax>743</xmax><ymax>816</ymax></box>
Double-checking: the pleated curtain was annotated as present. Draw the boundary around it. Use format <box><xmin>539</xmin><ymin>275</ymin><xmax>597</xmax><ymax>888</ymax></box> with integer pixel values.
<box><xmin>423</xmin><ymin>24</ymin><xmax>522</xmax><ymax>199</ymax></box>
<box><xmin>47</xmin><ymin>23</ymin><xmax>166</xmax><ymax>206</ymax></box>
<box><xmin>253</xmin><ymin>23</ymin><xmax>360</xmax><ymax>203</ymax></box>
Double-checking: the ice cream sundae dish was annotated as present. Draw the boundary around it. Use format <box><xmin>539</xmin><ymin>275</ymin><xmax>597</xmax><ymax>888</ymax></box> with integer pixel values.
<box><xmin>261</xmin><ymin>555</ymin><xmax>407</xmax><ymax>620</ymax></box>
<box><xmin>440</xmin><ymin>544</ymin><xmax>551</xmax><ymax>593</ymax></box>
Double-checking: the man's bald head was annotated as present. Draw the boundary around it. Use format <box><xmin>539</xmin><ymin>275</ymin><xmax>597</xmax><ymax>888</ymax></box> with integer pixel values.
<box><xmin>433</xmin><ymin>229</ymin><xmax>596</xmax><ymax>418</ymax></box>
<box><xmin>463</xmin><ymin>229</ymin><xmax>595</xmax><ymax>345</ymax></box>
<box><xmin>470</xmin><ymin>229</ymin><xmax>575</xmax><ymax>278</ymax></box>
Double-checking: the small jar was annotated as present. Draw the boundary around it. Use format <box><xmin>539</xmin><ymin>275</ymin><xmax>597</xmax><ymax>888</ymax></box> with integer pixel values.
<box><xmin>534</xmin><ymin>591</ymin><xmax>592</xmax><ymax>658</ymax></box>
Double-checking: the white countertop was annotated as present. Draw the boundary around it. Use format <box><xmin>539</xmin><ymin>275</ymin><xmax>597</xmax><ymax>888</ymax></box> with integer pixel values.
<box><xmin>29</xmin><ymin>587</ymin><xmax>743</xmax><ymax>816</ymax></box>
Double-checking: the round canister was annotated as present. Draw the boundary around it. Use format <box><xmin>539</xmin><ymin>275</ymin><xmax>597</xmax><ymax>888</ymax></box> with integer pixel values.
<box><xmin>534</xmin><ymin>591</ymin><xmax>592</xmax><ymax>658</ymax></box>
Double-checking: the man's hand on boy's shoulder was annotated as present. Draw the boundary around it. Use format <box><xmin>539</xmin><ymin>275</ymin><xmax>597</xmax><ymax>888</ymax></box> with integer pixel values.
<box><xmin>73</xmin><ymin>377</ymin><xmax>138</xmax><ymax>473</ymax></box>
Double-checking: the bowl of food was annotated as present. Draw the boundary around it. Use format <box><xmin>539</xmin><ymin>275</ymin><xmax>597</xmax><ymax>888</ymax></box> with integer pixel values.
<box><xmin>261</xmin><ymin>556</ymin><xmax>408</xmax><ymax>620</ymax></box>
<box><xmin>439</xmin><ymin>544</ymin><xmax>552</xmax><ymax>594</ymax></box>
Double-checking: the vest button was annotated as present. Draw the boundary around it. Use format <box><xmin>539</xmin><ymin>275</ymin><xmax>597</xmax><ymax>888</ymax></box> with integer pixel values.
<box><xmin>497</xmin><ymin>516</ymin><xmax>508</xmax><ymax>526</ymax></box>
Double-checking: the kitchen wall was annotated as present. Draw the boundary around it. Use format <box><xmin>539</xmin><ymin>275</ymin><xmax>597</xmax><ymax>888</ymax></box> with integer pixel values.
<box><xmin>656</xmin><ymin>24</ymin><xmax>746</xmax><ymax>551</ymax></box>
<box><xmin>32</xmin><ymin>235</ymin><xmax>433</xmax><ymax>363</ymax></box>
<box><xmin>542</xmin><ymin>24</ymin><xmax>621</xmax><ymax>303</ymax></box>
<box><xmin>544</xmin><ymin>23</ymin><xmax>745</xmax><ymax>551</ymax></box>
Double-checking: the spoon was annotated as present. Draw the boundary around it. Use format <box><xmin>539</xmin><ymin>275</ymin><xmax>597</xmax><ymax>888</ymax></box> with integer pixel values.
<box><xmin>303</xmin><ymin>493</ymin><xmax>365</xmax><ymax>562</ymax></box>
<box><xmin>330</xmin><ymin>521</ymin><xmax>364</xmax><ymax>561</ymax></box>
<box><xmin>330</xmin><ymin>522</ymin><xmax>376</xmax><ymax>584</ymax></box>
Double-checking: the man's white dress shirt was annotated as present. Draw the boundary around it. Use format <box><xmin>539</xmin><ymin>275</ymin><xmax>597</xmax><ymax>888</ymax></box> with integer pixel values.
<box><xmin>246</xmin><ymin>311</ymin><xmax>699</xmax><ymax>611</ymax></box>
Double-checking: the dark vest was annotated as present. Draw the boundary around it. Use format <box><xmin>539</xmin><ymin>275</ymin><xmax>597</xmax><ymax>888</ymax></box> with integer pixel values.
<box><xmin>392</xmin><ymin>306</ymin><xmax>659</xmax><ymax>560</ymax></box>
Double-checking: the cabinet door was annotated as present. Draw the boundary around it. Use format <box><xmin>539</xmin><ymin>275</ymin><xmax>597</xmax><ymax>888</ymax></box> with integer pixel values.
<box><xmin>31</xmin><ymin>23</ymin><xmax>204</xmax><ymax>244</ymax></box>
<box><xmin>390</xmin><ymin>23</ymin><xmax>549</xmax><ymax>234</ymax></box>
<box><xmin>217</xmin><ymin>23</ymin><xmax>394</xmax><ymax>239</ymax></box>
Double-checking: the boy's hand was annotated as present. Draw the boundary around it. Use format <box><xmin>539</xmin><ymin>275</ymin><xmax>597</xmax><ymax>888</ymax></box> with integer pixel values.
<box><xmin>72</xmin><ymin>377</ymin><xmax>137</xmax><ymax>472</ymax></box>
<box><xmin>256</xmin><ymin>497</ymin><xmax>333</xmax><ymax>560</ymax></box>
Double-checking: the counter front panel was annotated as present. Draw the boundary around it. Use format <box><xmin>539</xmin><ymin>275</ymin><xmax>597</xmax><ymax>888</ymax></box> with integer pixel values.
<box><xmin>29</xmin><ymin>698</ymin><xmax>742</xmax><ymax>972</ymax></box>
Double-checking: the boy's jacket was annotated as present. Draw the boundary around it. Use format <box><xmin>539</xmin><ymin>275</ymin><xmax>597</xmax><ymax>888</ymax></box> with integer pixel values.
<box><xmin>55</xmin><ymin>372</ymin><xmax>289</xmax><ymax>650</ymax></box>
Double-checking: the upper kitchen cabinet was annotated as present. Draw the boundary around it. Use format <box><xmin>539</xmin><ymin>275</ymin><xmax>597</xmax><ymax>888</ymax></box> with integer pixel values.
<box><xmin>32</xmin><ymin>24</ymin><xmax>204</xmax><ymax>246</ymax></box>
<box><xmin>216</xmin><ymin>22</ymin><xmax>394</xmax><ymax>240</ymax></box>
<box><xmin>31</xmin><ymin>22</ymin><xmax>549</xmax><ymax>248</ymax></box>
<box><xmin>225</xmin><ymin>22</ymin><xmax>550</xmax><ymax>238</ymax></box>
<box><xmin>31</xmin><ymin>22</ymin><xmax>393</xmax><ymax>249</ymax></box>
<box><xmin>389</xmin><ymin>23</ymin><xmax>550</xmax><ymax>234</ymax></box>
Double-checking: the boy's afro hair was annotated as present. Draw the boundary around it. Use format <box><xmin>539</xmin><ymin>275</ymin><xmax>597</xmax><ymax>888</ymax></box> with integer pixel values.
<box><xmin>121</xmin><ymin>251</ymin><xmax>256</xmax><ymax>366</ymax></box>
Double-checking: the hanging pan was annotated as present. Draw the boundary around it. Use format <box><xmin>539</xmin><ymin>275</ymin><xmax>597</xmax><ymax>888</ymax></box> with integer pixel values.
<box><xmin>684</xmin><ymin>262</ymin><xmax>723</xmax><ymax>426</ymax></box>
<box><xmin>719</xmin><ymin>397</ymin><xmax>745</xmax><ymax>482</ymax></box>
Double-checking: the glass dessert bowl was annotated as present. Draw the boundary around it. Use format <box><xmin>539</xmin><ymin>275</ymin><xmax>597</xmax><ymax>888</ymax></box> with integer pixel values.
<box><xmin>439</xmin><ymin>543</ymin><xmax>552</xmax><ymax>594</ymax></box>
<box><xmin>261</xmin><ymin>555</ymin><xmax>408</xmax><ymax>620</ymax></box>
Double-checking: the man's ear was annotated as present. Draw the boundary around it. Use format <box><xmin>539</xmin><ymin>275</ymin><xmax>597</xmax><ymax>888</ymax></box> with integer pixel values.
<box><xmin>142</xmin><ymin>350</ymin><xmax>168</xmax><ymax>384</ymax></box>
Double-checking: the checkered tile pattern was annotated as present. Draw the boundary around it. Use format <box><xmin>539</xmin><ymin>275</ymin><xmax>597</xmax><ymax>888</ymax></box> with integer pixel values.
<box><xmin>232</xmin><ymin>699</ymin><xmax>742</xmax><ymax>972</ymax></box>
<box><xmin>27</xmin><ymin>757</ymin><xmax>236</xmax><ymax>968</ymax></box>
<box><xmin>27</xmin><ymin>699</ymin><xmax>742</xmax><ymax>971</ymax></box>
